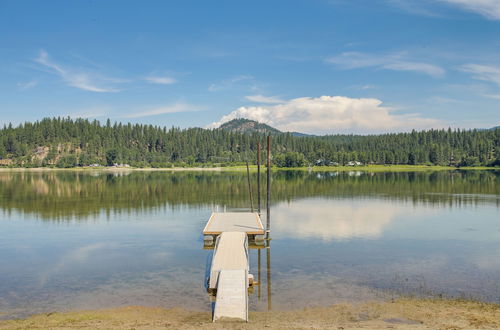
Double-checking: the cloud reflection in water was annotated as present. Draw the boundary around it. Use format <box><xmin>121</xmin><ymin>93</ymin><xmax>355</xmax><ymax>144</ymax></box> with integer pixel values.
<box><xmin>272</xmin><ymin>198</ymin><xmax>417</xmax><ymax>241</ymax></box>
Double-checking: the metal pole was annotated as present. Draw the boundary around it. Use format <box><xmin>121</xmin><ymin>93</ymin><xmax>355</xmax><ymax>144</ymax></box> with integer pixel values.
<box><xmin>266</xmin><ymin>135</ymin><xmax>271</xmax><ymax>237</ymax></box>
<box><xmin>266</xmin><ymin>244</ymin><xmax>272</xmax><ymax>311</ymax></box>
<box><xmin>257</xmin><ymin>249</ymin><xmax>261</xmax><ymax>300</ymax></box>
<box><xmin>257</xmin><ymin>141</ymin><xmax>261</xmax><ymax>215</ymax></box>
<box><xmin>246</xmin><ymin>160</ymin><xmax>254</xmax><ymax>212</ymax></box>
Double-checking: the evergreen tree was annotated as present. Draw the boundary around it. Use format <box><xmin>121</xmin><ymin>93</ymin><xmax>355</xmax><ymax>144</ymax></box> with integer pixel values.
<box><xmin>0</xmin><ymin>117</ymin><xmax>498</xmax><ymax>168</ymax></box>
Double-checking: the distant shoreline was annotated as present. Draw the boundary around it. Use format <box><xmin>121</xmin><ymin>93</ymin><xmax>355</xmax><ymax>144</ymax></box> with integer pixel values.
<box><xmin>0</xmin><ymin>164</ymin><xmax>498</xmax><ymax>173</ymax></box>
<box><xmin>0</xmin><ymin>166</ymin><xmax>223</xmax><ymax>172</ymax></box>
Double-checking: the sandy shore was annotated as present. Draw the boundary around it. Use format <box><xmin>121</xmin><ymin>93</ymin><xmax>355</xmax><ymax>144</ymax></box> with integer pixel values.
<box><xmin>1</xmin><ymin>298</ymin><xmax>498</xmax><ymax>329</ymax></box>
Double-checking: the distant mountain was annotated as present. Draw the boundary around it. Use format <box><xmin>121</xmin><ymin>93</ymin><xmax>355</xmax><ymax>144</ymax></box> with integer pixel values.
<box><xmin>218</xmin><ymin>118</ymin><xmax>315</xmax><ymax>136</ymax></box>
<box><xmin>219</xmin><ymin>118</ymin><xmax>282</xmax><ymax>135</ymax></box>
<box><xmin>290</xmin><ymin>131</ymin><xmax>315</xmax><ymax>137</ymax></box>
<box><xmin>478</xmin><ymin>126</ymin><xmax>500</xmax><ymax>131</ymax></box>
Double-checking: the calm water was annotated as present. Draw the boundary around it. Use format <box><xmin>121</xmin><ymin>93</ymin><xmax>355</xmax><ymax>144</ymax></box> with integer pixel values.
<box><xmin>0</xmin><ymin>170</ymin><xmax>499</xmax><ymax>319</ymax></box>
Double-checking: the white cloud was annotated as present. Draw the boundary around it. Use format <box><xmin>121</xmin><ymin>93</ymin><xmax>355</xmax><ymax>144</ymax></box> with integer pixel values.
<box><xmin>327</xmin><ymin>52</ymin><xmax>445</xmax><ymax>78</ymax></box>
<box><xmin>145</xmin><ymin>76</ymin><xmax>176</xmax><ymax>85</ymax></box>
<box><xmin>34</xmin><ymin>50</ymin><xmax>124</xmax><ymax>92</ymax></box>
<box><xmin>484</xmin><ymin>94</ymin><xmax>500</xmax><ymax>100</ymax></box>
<box><xmin>208</xmin><ymin>75</ymin><xmax>254</xmax><ymax>92</ymax></box>
<box><xmin>17</xmin><ymin>80</ymin><xmax>38</xmax><ymax>90</ymax></box>
<box><xmin>245</xmin><ymin>94</ymin><xmax>285</xmax><ymax>104</ymax></box>
<box><xmin>459</xmin><ymin>63</ymin><xmax>500</xmax><ymax>85</ymax></box>
<box><xmin>208</xmin><ymin>95</ymin><xmax>443</xmax><ymax>134</ymax></box>
<box><xmin>440</xmin><ymin>0</ymin><xmax>500</xmax><ymax>20</ymax></box>
<box><xmin>123</xmin><ymin>103</ymin><xmax>201</xmax><ymax>118</ymax></box>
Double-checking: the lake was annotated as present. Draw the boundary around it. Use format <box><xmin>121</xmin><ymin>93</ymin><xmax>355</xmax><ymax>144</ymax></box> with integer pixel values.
<box><xmin>0</xmin><ymin>170</ymin><xmax>499</xmax><ymax>319</ymax></box>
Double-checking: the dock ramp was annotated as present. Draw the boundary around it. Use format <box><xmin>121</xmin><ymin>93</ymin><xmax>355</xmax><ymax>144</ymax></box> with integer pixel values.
<box><xmin>209</xmin><ymin>231</ymin><xmax>250</xmax><ymax>322</ymax></box>
<box><xmin>213</xmin><ymin>269</ymin><xmax>248</xmax><ymax>322</ymax></box>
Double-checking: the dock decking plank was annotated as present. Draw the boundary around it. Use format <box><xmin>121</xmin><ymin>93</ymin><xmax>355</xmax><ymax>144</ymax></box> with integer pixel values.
<box><xmin>213</xmin><ymin>269</ymin><xmax>248</xmax><ymax>322</ymax></box>
<box><xmin>203</xmin><ymin>212</ymin><xmax>264</xmax><ymax>235</ymax></box>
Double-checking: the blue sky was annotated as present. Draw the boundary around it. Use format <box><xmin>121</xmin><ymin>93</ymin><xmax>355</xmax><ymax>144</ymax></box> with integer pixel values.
<box><xmin>1</xmin><ymin>0</ymin><xmax>499</xmax><ymax>134</ymax></box>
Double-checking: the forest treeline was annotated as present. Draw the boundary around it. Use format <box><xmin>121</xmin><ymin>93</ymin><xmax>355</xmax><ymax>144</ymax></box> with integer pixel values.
<box><xmin>0</xmin><ymin>117</ymin><xmax>499</xmax><ymax>168</ymax></box>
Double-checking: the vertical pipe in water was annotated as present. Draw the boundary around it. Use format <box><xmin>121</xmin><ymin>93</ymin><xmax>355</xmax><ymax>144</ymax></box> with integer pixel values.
<box><xmin>266</xmin><ymin>136</ymin><xmax>271</xmax><ymax>237</ymax></box>
<box><xmin>257</xmin><ymin>141</ymin><xmax>261</xmax><ymax>215</ymax></box>
<box><xmin>257</xmin><ymin>249</ymin><xmax>261</xmax><ymax>300</ymax></box>
<box><xmin>246</xmin><ymin>160</ymin><xmax>254</xmax><ymax>212</ymax></box>
<box><xmin>266</xmin><ymin>244</ymin><xmax>272</xmax><ymax>311</ymax></box>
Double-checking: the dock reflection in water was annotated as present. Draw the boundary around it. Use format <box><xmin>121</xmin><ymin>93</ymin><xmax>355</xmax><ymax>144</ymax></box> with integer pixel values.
<box><xmin>0</xmin><ymin>170</ymin><xmax>499</xmax><ymax>319</ymax></box>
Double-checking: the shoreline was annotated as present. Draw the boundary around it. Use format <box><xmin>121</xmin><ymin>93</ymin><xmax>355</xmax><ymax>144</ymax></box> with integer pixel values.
<box><xmin>0</xmin><ymin>164</ymin><xmax>498</xmax><ymax>173</ymax></box>
<box><xmin>1</xmin><ymin>298</ymin><xmax>498</xmax><ymax>329</ymax></box>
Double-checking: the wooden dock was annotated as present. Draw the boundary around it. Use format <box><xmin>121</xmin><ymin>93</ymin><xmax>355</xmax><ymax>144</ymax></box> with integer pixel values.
<box><xmin>203</xmin><ymin>212</ymin><xmax>264</xmax><ymax>236</ymax></box>
<box><xmin>209</xmin><ymin>232</ymin><xmax>249</xmax><ymax>322</ymax></box>
<box><xmin>204</xmin><ymin>213</ymin><xmax>262</xmax><ymax>322</ymax></box>
<box><xmin>213</xmin><ymin>269</ymin><xmax>248</xmax><ymax>321</ymax></box>
<box><xmin>208</xmin><ymin>231</ymin><xmax>249</xmax><ymax>290</ymax></box>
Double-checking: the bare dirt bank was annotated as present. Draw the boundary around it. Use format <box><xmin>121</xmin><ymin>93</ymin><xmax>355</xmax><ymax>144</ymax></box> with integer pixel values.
<box><xmin>1</xmin><ymin>298</ymin><xmax>498</xmax><ymax>329</ymax></box>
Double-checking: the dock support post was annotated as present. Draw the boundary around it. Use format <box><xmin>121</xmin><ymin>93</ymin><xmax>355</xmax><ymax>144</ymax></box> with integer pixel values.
<box><xmin>245</xmin><ymin>160</ymin><xmax>254</xmax><ymax>212</ymax></box>
<box><xmin>266</xmin><ymin>136</ymin><xmax>271</xmax><ymax>238</ymax></box>
<box><xmin>266</xmin><ymin>244</ymin><xmax>272</xmax><ymax>311</ymax></box>
<box><xmin>258</xmin><ymin>249</ymin><xmax>261</xmax><ymax>300</ymax></box>
<box><xmin>257</xmin><ymin>141</ymin><xmax>261</xmax><ymax>215</ymax></box>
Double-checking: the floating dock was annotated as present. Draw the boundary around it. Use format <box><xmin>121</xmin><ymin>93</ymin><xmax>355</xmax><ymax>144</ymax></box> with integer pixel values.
<box><xmin>203</xmin><ymin>212</ymin><xmax>264</xmax><ymax>236</ymax></box>
<box><xmin>204</xmin><ymin>213</ymin><xmax>262</xmax><ymax>322</ymax></box>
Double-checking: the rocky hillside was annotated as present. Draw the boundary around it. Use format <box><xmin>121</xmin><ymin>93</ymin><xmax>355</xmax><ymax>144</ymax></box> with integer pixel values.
<box><xmin>218</xmin><ymin>118</ymin><xmax>282</xmax><ymax>135</ymax></box>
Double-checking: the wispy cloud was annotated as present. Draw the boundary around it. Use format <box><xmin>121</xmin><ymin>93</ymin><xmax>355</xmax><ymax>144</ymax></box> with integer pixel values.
<box><xmin>359</xmin><ymin>84</ymin><xmax>376</xmax><ymax>90</ymax></box>
<box><xmin>459</xmin><ymin>63</ymin><xmax>500</xmax><ymax>85</ymax></box>
<box><xmin>483</xmin><ymin>94</ymin><xmax>500</xmax><ymax>100</ymax></box>
<box><xmin>208</xmin><ymin>75</ymin><xmax>254</xmax><ymax>92</ymax></box>
<box><xmin>430</xmin><ymin>96</ymin><xmax>462</xmax><ymax>104</ymax></box>
<box><xmin>65</xmin><ymin>107</ymin><xmax>110</xmax><ymax>119</ymax></box>
<box><xmin>348</xmin><ymin>84</ymin><xmax>377</xmax><ymax>90</ymax></box>
<box><xmin>245</xmin><ymin>94</ymin><xmax>284</xmax><ymax>104</ymax></box>
<box><xmin>388</xmin><ymin>0</ymin><xmax>500</xmax><ymax>20</ymax></box>
<box><xmin>144</xmin><ymin>76</ymin><xmax>176</xmax><ymax>85</ymax></box>
<box><xmin>17</xmin><ymin>80</ymin><xmax>38</xmax><ymax>90</ymax></box>
<box><xmin>123</xmin><ymin>102</ymin><xmax>201</xmax><ymax>118</ymax></box>
<box><xmin>208</xmin><ymin>95</ymin><xmax>443</xmax><ymax>134</ymax></box>
<box><xmin>441</xmin><ymin>0</ymin><xmax>500</xmax><ymax>20</ymax></box>
<box><xmin>34</xmin><ymin>50</ymin><xmax>125</xmax><ymax>92</ymax></box>
<box><xmin>386</xmin><ymin>0</ymin><xmax>444</xmax><ymax>17</ymax></box>
<box><xmin>327</xmin><ymin>52</ymin><xmax>445</xmax><ymax>78</ymax></box>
